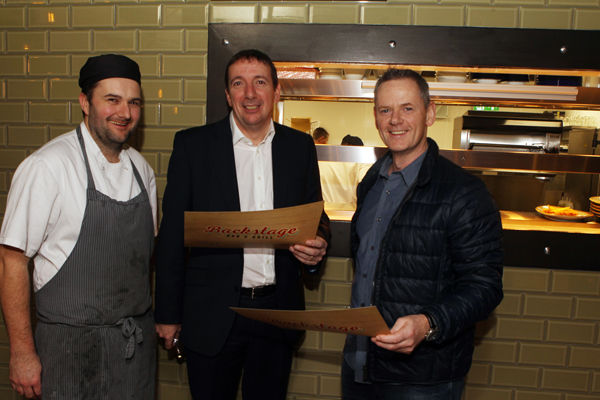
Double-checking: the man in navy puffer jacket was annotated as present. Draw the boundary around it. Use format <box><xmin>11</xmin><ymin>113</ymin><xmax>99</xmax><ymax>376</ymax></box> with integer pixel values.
<box><xmin>342</xmin><ymin>69</ymin><xmax>504</xmax><ymax>400</ymax></box>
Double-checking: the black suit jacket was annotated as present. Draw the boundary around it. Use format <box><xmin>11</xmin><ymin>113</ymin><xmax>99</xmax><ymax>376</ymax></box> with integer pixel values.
<box><xmin>154</xmin><ymin>117</ymin><xmax>331</xmax><ymax>356</ymax></box>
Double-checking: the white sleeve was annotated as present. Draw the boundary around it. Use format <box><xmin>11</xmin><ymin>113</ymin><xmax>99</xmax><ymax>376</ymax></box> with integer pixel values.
<box><xmin>0</xmin><ymin>155</ymin><xmax>62</xmax><ymax>258</ymax></box>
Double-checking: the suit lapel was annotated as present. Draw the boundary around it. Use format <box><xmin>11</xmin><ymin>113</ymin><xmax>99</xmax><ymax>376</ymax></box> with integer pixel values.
<box><xmin>272</xmin><ymin>124</ymin><xmax>290</xmax><ymax>209</ymax></box>
<box><xmin>208</xmin><ymin>117</ymin><xmax>241</xmax><ymax>212</ymax></box>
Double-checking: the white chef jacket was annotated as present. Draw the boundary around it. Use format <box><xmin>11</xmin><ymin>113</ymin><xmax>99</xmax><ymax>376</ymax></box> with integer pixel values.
<box><xmin>0</xmin><ymin>122</ymin><xmax>158</xmax><ymax>291</ymax></box>
<box><xmin>230</xmin><ymin>113</ymin><xmax>276</xmax><ymax>288</ymax></box>
<box><xmin>319</xmin><ymin>161</ymin><xmax>371</xmax><ymax>210</ymax></box>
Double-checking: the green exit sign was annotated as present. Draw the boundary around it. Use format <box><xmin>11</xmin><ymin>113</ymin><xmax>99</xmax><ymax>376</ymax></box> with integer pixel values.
<box><xmin>473</xmin><ymin>106</ymin><xmax>500</xmax><ymax>111</ymax></box>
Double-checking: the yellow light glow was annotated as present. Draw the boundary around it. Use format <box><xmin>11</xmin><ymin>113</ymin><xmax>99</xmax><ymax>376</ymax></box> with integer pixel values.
<box><xmin>48</xmin><ymin>13</ymin><xmax>55</xmax><ymax>23</ymax></box>
<box><xmin>158</xmin><ymin>89</ymin><xmax>163</xmax><ymax>98</ymax></box>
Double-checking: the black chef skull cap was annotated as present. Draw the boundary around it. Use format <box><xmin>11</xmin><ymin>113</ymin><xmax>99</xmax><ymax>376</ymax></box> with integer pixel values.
<box><xmin>79</xmin><ymin>54</ymin><xmax>141</xmax><ymax>92</ymax></box>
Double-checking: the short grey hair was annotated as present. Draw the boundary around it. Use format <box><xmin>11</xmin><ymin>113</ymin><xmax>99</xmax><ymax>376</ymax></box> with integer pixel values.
<box><xmin>373</xmin><ymin>69</ymin><xmax>430</xmax><ymax>109</ymax></box>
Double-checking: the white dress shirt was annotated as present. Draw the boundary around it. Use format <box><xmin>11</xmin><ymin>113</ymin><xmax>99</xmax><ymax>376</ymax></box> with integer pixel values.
<box><xmin>230</xmin><ymin>113</ymin><xmax>276</xmax><ymax>288</ymax></box>
<box><xmin>0</xmin><ymin>122</ymin><xmax>158</xmax><ymax>291</ymax></box>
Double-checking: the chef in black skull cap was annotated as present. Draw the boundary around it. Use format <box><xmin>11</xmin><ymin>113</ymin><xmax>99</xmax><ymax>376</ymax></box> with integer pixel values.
<box><xmin>0</xmin><ymin>54</ymin><xmax>157</xmax><ymax>399</ymax></box>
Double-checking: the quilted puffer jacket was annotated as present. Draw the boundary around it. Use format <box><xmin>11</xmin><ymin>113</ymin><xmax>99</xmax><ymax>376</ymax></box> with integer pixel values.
<box><xmin>351</xmin><ymin>138</ymin><xmax>504</xmax><ymax>384</ymax></box>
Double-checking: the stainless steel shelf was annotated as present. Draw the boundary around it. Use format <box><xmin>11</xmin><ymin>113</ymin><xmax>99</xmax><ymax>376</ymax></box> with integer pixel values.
<box><xmin>440</xmin><ymin>149</ymin><xmax>600</xmax><ymax>174</ymax></box>
<box><xmin>280</xmin><ymin>79</ymin><xmax>600</xmax><ymax>109</ymax></box>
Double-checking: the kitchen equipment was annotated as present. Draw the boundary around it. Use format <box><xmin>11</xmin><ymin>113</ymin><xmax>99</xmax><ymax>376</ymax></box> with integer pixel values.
<box><xmin>453</xmin><ymin>110</ymin><xmax>563</xmax><ymax>153</ymax></box>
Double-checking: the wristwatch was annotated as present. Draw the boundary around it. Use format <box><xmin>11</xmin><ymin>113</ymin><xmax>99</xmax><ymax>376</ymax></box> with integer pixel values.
<box><xmin>421</xmin><ymin>312</ymin><xmax>439</xmax><ymax>341</ymax></box>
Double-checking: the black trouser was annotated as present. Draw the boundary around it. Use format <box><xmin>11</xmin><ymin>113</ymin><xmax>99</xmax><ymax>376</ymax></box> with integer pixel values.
<box><xmin>185</xmin><ymin>292</ymin><xmax>294</xmax><ymax>400</ymax></box>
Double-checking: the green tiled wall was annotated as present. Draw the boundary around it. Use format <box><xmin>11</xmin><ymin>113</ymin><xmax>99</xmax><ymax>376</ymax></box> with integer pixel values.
<box><xmin>2</xmin><ymin>1</ymin><xmax>600</xmax><ymax>399</ymax></box>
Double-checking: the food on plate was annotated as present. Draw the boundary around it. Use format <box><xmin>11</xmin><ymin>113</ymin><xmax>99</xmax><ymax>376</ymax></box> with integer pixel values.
<box><xmin>539</xmin><ymin>205</ymin><xmax>579</xmax><ymax>216</ymax></box>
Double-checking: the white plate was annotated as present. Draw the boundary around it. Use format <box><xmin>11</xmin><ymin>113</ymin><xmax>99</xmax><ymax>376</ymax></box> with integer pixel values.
<box><xmin>590</xmin><ymin>196</ymin><xmax>600</xmax><ymax>205</ymax></box>
<box><xmin>536</xmin><ymin>205</ymin><xmax>593</xmax><ymax>221</ymax></box>
<box><xmin>474</xmin><ymin>79</ymin><xmax>499</xmax><ymax>84</ymax></box>
<box><xmin>437</xmin><ymin>76</ymin><xmax>467</xmax><ymax>83</ymax></box>
<box><xmin>502</xmin><ymin>81</ymin><xmax>527</xmax><ymax>85</ymax></box>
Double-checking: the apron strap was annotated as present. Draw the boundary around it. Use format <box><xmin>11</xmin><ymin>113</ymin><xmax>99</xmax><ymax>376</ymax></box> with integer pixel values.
<box><xmin>75</xmin><ymin>125</ymin><xmax>97</xmax><ymax>192</ymax></box>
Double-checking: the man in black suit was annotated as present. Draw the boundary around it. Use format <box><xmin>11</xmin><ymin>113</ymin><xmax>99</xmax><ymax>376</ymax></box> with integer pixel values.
<box><xmin>154</xmin><ymin>49</ymin><xmax>331</xmax><ymax>400</ymax></box>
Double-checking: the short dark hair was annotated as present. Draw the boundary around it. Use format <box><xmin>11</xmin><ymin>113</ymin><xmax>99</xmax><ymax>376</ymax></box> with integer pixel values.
<box><xmin>341</xmin><ymin>135</ymin><xmax>364</xmax><ymax>146</ymax></box>
<box><xmin>82</xmin><ymin>81</ymin><xmax>100</xmax><ymax>101</ymax></box>
<box><xmin>374</xmin><ymin>69</ymin><xmax>430</xmax><ymax>108</ymax></box>
<box><xmin>224</xmin><ymin>49</ymin><xmax>279</xmax><ymax>90</ymax></box>
<box><xmin>81</xmin><ymin>81</ymin><xmax>100</xmax><ymax>118</ymax></box>
<box><xmin>312</xmin><ymin>127</ymin><xmax>329</xmax><ymax>141</ymax></box>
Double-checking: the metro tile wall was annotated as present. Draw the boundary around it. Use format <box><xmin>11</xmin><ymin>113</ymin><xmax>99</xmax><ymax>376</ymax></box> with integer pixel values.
<box><xmin>2</xmin><ymin>1</ymin><xmax>600</xmax><ymax>399</ymax></box>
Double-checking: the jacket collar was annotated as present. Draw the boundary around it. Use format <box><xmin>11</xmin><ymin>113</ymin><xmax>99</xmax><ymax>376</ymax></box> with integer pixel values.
<box><xmin>208</xmin><ymin>117</ymin><xmax>241</xmax><ymax>211</ymax></box>
<box><xmin>271</xmin><ymin>122</ymin><xmax>291</xmax><ymax>208</ymax></box>
<box><xmin>415</xmin><ymin>138</ymin><xmax>439</xmax><ymax>188</ymax></box>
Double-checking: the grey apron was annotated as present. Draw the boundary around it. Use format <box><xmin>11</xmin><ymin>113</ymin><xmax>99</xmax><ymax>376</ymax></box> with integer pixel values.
<box><xmin>34</xmin><ymin>126</ymin><xmax>156</xmax><ymax>399</ymax></box>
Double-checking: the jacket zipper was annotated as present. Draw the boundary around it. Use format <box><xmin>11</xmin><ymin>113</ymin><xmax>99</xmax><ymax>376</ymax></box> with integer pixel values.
<box><xmin>364</xmin><ymin>174</ymin><xmax>420</xmax><ymax>381</ymax></box>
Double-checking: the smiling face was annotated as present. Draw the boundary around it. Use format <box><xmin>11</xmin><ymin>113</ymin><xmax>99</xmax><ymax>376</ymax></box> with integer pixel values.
<box><xmin>374</xmin><ymin>78</ymin><xmax>436</xmax><ymax>171</ymax></box>
<box><xmin>225</xmin><ymin>59</ymin><xmax>280</xmax><ymax>142</ymax></box>
<box><xmin>79</xmin><ymin>77</ymin><xmax>142</xmax><ymax>161</ymax></box>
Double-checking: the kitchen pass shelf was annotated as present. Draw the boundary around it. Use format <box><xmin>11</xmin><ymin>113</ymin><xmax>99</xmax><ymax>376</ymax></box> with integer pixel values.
<box><xmin>279</xmin><ymin>79</ymin><xmax>599</xmax><ymax>109</ymax></box>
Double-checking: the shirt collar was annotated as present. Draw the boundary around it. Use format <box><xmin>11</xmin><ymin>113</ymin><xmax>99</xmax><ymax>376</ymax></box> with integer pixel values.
<box><xmin>379</xmin><ymin>150</ymin><xmax>427</xmax><ymax>188</ymax></box>
<box><xmin>230</xmin><ymin>112</ymin><xmax>275</xmax><ymax>146</ymax></box>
